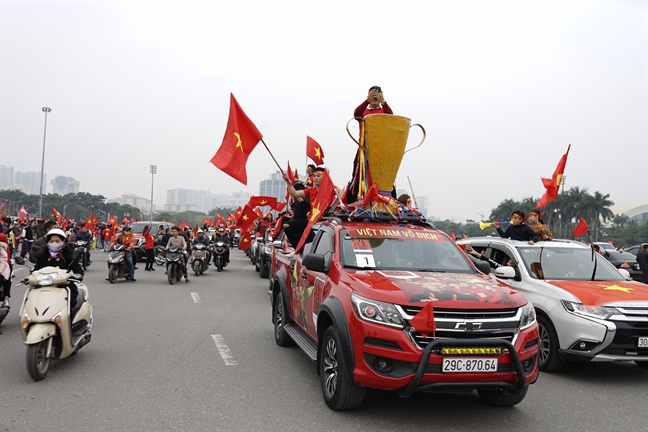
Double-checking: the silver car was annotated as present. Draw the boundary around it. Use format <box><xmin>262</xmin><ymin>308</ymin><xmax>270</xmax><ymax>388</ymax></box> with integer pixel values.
<box><xmin>458</xmin><ymin>238</ymin><xmax>648</xmax><ymax>372</ymax></box>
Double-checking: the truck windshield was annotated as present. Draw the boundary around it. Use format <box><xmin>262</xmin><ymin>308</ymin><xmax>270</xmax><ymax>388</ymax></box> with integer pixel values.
<box><xmin>340</xmin><ymin>229</ymin><xmax>474</xmax><ymax>273</ymax></box>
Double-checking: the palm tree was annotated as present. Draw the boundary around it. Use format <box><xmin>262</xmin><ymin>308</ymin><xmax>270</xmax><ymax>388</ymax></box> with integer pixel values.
<box><xmin>590</xmin><ymin>191</ymin><xmax>614</xmax><ymax>241</ymax></box>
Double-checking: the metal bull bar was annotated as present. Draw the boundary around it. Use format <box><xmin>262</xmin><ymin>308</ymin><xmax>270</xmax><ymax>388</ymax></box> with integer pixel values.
<box><xmin>399</xmin><ymin>338</ymin><xmax>526</xmax><ymax>398</ymax></box>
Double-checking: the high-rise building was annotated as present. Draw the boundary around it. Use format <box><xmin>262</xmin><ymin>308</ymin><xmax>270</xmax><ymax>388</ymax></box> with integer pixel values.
<box><xmin>15</xmin><ymin>171</ymin><xmax>47</xmax><ymax>195</ymax></box>
<box><xmin>113</xmin><ymin>194</ymin><xmax>153</xmax><ymax>214</ymax></box>
<box><xmin>51</xmin><ymin>176</ymin><xmax>80</xmax><ymax>195</ymax></box>
<box><xmin>259</xmin><ymin>171</ymin><xmax>286</xmax><ymax>203</ymax></box>
<box><xmin>0</xmin><ymin>165</ymin><xmax>14</xmax><ymax>188</ymax></box>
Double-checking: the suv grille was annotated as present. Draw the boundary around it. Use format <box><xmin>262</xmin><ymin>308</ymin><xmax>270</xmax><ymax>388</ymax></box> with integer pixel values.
<box><xmin>396</xmin><ymin>306</ymin><xmax>522</xmax><ymax>350</ymax></box>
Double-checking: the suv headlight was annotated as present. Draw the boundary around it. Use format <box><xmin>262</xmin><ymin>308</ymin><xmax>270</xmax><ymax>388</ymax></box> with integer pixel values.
<box><xmin>519</xmin><ymin>303</ymin><xmax>537</xmax><ymax>330</ymax></box>
<box><xmin>351</xmin><ymin>293</ymin><xmax>405</xmax><ymax>329</ymax></box>
<box><xmin>561</xmin><ymin>300</ymin><xmax>619</xmax><ymax>320</ymax></box>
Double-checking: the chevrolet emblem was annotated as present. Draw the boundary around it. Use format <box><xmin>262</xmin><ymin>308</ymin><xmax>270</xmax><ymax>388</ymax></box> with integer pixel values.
<box><xmin>455</xmin><ymin>321</ymin><xmax>482</xmax><ymax>331</ymax></box>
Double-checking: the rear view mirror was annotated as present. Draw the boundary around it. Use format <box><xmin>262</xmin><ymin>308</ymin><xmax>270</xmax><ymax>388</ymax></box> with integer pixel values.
<box><xmin>273</xmin><ymin>240</ymin><xmax>283</xmax><ymax>249</ymax></box>
<box><xmin>494</xmin><ymin>266</ymin><xmax>516</xmax><ymax>279</ymax></box>
<box><xmin>475</xmin><ymin>260</ymin><xmax>491</xmax><ymax>275</ymax></box>
<box><xmin>618</xmin><ymin>268</ymin><xmax>631</xmax><ymax>280</ymax></box>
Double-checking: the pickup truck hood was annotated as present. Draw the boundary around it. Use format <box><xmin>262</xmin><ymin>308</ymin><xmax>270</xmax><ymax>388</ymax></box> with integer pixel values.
<box><xmin>547</xmin><ymin>280</ymin><xmax>648</xmax><ymax>306</ymax></box>
<box><xmin>341</xmin><ymin>270</ymin><xmax>526</xmax><ymax>309</ymax></box>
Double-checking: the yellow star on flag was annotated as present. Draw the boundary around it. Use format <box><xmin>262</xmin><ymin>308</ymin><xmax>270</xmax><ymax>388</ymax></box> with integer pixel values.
<box><xmin>598</xmin><ymin>284</ymin><xmax>634</xmax><ymax>294</ymax></box>
<box><xmin>234</xmin><ymin>132</ymin><xmax>243</xmax><ymax>152</ymax></box>
<box><xmin>242</xmin><ymin>215</ymin><xmax>249</xmax><ymax>221</ymax></box>
<box><xmin>314</xmin><ymin>147</ymin><xmax>321</xmax><ymax>159</ymax></box>
<box><xmin>260</xmin><ymin>200</ymin><xmax>267</xmax><ymax>205</ymax></box>
<box><xmin>243</xmin><ymin>238</ymin><xmax>249</xmax><ymax>243</ymax></box>
<box><xmin>310</xmin><ymin>204</ymin><xmax>321</xmax><ymax>222</ymax></box>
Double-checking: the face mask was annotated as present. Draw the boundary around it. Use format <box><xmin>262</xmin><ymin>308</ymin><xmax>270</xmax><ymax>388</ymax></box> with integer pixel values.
<box><xmin>48</xmin><ymin>242</ymin><xmax>64</xmax><ymax>253</ymax></box>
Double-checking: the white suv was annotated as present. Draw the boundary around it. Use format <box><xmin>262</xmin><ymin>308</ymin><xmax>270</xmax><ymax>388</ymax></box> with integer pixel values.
<box><xmin>458</xmin><ymin>238</ymin><xmax>648</xmax><ymax>371</ymax></box>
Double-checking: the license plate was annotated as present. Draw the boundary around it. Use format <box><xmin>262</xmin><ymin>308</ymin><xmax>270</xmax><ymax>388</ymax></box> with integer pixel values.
<box><xmin>639</xmin><ymin>337</ymin><xmax>648</xmax><ymax>348</ymax></box>
<box><xmin>442</xmin><ymin>358</ymin><xmax>498</xmax><ymax>372</ymax></box>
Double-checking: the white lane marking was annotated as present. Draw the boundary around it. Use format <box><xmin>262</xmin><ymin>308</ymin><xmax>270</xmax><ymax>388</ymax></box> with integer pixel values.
<box><xmin>211</xmin><ymin>334</ymin><xmax>238</xmax><ymax>365</ymax></box>
<box><xmin>191</xmin><ymin>292</ymin><xmax>201</xmax><ymax>303</ymax></box>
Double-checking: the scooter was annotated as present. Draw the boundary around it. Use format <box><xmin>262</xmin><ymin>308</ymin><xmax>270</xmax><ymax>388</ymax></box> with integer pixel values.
<box><xmin>154</xmin><ymin>245</ymin><xmax>166</xmax><ymax>266</ymax></box>
<box><xmin>213</xmin><ymin>242</ymin><xmax>228</xmax><ymax>272</ymax></box>
<box><xmin>166</xmin><ymin>247</ymin><xmax>184</xmax><ymax>285</ymax></box>
<box><xmin>107</xmin><ymin>244</ymin><xmax>130</xmax><ymax>283</ymax></box>
<box><xmin>74</xmin><ymin>240</ymin><xmax>91</xmax><ymax>270</ymax></box>
<box><xmin>190</xmin><ymin>243</ymin><xmax>209</xmax><ymax>276</ymax></box>
<box><xmin>19</xmin><ymin>250</ymin><xmax>92</xmax><ymax>381</ymax></box>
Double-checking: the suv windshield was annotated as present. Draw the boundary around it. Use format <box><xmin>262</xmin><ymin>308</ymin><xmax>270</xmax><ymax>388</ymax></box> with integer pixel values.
<box><xmin>340</xmin><ymin>228</ymin><xmax>474</xmax><ymax>273</ymax></box>
<box><xmin>517</xmin><ymin>246</ymin><xmax>623</xmax><ymax>281</ymax></box>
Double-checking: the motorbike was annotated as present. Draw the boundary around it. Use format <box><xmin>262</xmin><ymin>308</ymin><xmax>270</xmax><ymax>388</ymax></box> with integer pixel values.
<box><xmin>107</xmin><ymin>244</ymin><xmax>130</xmax><ymax>283</ymax></box>
<box><xmin>191</xmin><ymin>243</ymin><xmax>209</xmax><ymax>276</ymax></box>
<box><xmin>19</xmin><ymin>249</ymin><xmax>92</xmax><ymax>381</ymax></box>
<box><xmin>166</xmin><ymin>246</ymin><xmax>184</xmax><ymax>285</ymax></box>
<box><xmin>213</xmin><ymin>241</ymin><xmax>228</xmax><ymax>272</ymax></box>
<box><xmin>74</xmin><ymin>240</ymin><xmax>91</xmax><ymax>270</ymax></box>
<box><xmin>154</xmin><ymin>245</ymin><xmax>166</xmax><ymax>266</ymax></box>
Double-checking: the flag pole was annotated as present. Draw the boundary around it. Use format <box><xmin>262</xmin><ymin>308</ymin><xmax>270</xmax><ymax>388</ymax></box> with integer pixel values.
<box><xmin>260</xmin><ymin>139</ymin><xmax>285</xmax><ymax>175</ymax></box>
<box><xmin>407</xmin><ymin>176</ymin><xmax>419</xmax><ymax>208</ymax></box>
<box><xmin>546</xmin><ymin>199</ymin><xmax>557</xmax><ymax>226</ymax></box>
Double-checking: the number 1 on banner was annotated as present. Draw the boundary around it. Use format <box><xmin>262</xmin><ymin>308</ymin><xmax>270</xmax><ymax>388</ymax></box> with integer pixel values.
<box><xmin>355</xmin><ymin>254</ymin><xmax>375</xmax><ymax>268</ymax></box>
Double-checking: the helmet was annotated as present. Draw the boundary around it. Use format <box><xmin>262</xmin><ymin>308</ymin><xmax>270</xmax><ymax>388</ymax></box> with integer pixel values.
<box><xmin>197</xmin><ymin>229</ymin><xmax>204</xmax><ymax>234</ymax></box>
<box><xmin>218</xmin><ymin>228</ymin><xmax>224</xmax><ymax>233</ymax></box>
<box><xmin>122</xmin><ymin>225</ymin><xmax>132</xmax><ymax>232</ymax></box>
<box><xmin>46</xmin><ymin>228</ymin><xmax>67</xmax><ymax>241</ymax></box>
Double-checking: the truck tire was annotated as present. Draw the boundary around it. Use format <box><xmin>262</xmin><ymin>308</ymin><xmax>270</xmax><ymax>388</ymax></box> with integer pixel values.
<box><xmin>274</xmin><ymin>292</ymin><xmax>294</xmax><ymax>347</ymax></box>
<box><xmin>319</xmin><ymin>326</ymin><xmax>365</xmax><ymax>410</ymax></box>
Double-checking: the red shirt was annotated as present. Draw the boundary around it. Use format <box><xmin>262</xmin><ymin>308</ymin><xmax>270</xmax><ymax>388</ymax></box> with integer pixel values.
<box><xmin>144</xmin><ymin>233</ymin><xmax>155</xmax><ymax>249</ymax></box>
<box><xmin>102</xmin><ymin>229</ymin><xmax>112</xmax><ymax>241</ymax></box>
<box><xmin>303</xmin><ymin>187</ymin><xmax>318</xmax><ymax>204</ymax></box>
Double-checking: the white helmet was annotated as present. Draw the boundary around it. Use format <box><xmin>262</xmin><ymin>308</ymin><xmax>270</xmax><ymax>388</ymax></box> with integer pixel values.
<box><xmin>46</xmin><ymin>228</ymin><xmax>67</xmax><ymax>241</ymax></box>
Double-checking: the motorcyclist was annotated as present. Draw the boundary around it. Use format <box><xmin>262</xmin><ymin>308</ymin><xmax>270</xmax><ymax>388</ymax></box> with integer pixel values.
<box><xmin>109</xmin><ymin>225</ymin><xmax>137</xmax><ymax>282</ymax></box>
<box><xmin>74</xmin><ymin>223</ymin><xmax>93</xmax><ymax>263</ymax></box>
<box><xmin>212</xmin><ymin>227</ymin><xmax>231</xmax><ymax>264</ymax></box>
<box><xmin>30</xmin><ymin>220</ymin><xmax>60</xmax><ymax>264</ymax></box>
<box><xmin>166</xmin><ymin>226</ymin><xmax>190</xmax><ymax>283</ymax></box>
<box><xmin>192</xmin><ymin>229</ymin><xmax>211</xmax><ymax>264</ymax></box>
<box><xmin>32</xmin><ymin>228</ymin><xmax>84</xmax><ymax>308</ymax></box>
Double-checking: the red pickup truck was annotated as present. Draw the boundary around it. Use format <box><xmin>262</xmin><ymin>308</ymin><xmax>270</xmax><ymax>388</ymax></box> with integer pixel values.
<box><xmin>270</xmin><ymin>216</ymin><xmax>539</xmax><ymax>410</ymax></box>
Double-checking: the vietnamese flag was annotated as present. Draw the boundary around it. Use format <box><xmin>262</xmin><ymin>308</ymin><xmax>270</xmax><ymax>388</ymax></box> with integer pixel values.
<box><xmin>237</xmin><ymin>205</ymin><xmax>258</xmax><ymax>232</ymax></box>
<box><xmin>573</xmin><ymin>218</ymin><xmax>589</xmax><ymax>237</ymax></box>
<box><xmin>274</xmin><ymin>201</ymin><xmax>287</xmax><ymax>212</ymax></box>
<box><xmin>294</xmin><ymin>169</ymin><xmax>336</xmax><ymax>252</ymax></box>
<box><xmin>248</xmin><ymin>196</ymin><xmax>277</xmax><ymax>208</ymax></box>
<box><xmin>306</xmin><ymin>136</ymin><xmax>325</xmax><ymax>165</ymax></box>
<box><xmin>409</xmin><ymin>302</ymin><xmax>436</xmax><ymax>337</ymax></box>
<box><xmin>238</xmin><ymin>231</ymin><xmax>252</xmax><ymax>250</ymax></box>
<box><xmin>86</xmin><ymin>211</ymin><xmax>96</xmax><ymax>230</ymax></box>
<box><xmin>18</xmin><ymin>205</ymin><xmax>29</xmax><ymax>222</ymax></box>
<box><xmin>0</xmin><ymin>201</ymin><xmax>6</xmax><ymax>214</ymax></box>
<box><xmin>52</xmin><ymin>207</ymin><xmax>63</xmax><ymax>222</ymax></box>
<box><xmin>536</xmin><ymin>144</ymin><xmax>570</xmax><ymax>208</ymax></box>
<box><xmin>210</xmin><ymin>94</ymin><xmax>263</xmax><ymax>185</ymax></box>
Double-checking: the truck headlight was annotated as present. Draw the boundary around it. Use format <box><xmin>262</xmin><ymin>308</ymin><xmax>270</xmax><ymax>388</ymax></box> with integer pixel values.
<box><xmin>561</xmin><ymin>300</ymin><xmax>619</xmax><ymax>320</ymax></box>
<box><xmin>519</xmin><ymin>303</ymin><xmax>537</xmax><ymax>330</ymax></box>
<box><xmin>351</xmin><ymin>293</ymin><xmax>405</xmax><ymax>329</ymax></box>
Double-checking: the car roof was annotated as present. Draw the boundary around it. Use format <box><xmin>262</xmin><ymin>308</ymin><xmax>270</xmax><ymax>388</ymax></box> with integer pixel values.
<box><xmin>459</xmin><ymin>237</ymin><xmax>591</xmax><ymax>250</ymax></box>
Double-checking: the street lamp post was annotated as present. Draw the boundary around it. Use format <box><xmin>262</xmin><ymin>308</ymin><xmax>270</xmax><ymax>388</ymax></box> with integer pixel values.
<box><xmin>150</xmin><ymin>165</ymin><xmax>157</xmax><ymax>224</ymax></box>
<box><xmin>39</xmin><ymin>107</ymin><xmax>52</xmax><ymax>219</ymax></box>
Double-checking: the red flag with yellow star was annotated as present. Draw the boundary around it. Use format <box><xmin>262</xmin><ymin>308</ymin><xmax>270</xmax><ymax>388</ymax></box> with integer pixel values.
<box><xmin>238</xmin><ymin>231</ymin><xmax>252</xmax><ymax>250</ymax></box>
<box><xmin>294</xmin><ymin>169</ymin><xmax>336</xmax><ymax>252</ymax></box>
<box><xmin>248</xmin><ymin>196</ymin><xmax>277</xmax><ymax>208</ymax></box>
<box><xmin>409</xmin><ymin>302</ymin><xmax>436</xmax><ymax>337</ymax></box>
<box><xmin>536</xmin><ymin>144</ymin><xmax>570</xmax><ymax>208</ymax></box>
<box><xmin>210</xmin><ymin>94</ymin><xmax>263</xmax><ymax>185</ymax></box>
<box><xmin>306</xmin><ymin>136</ymin><xmax>325</xmax><ymax>165</ymax></box>
<box><xmin>237</xmin><ymin>204</ymin><xmax>257</xmax><ymax>232</ymax></box>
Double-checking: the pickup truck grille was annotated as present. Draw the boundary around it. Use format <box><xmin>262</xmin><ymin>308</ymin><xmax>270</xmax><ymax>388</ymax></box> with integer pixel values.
<box><xmin>395</xmin><ymin>305</ymin><xmax>522</xmax><ymax>350</ymax></box>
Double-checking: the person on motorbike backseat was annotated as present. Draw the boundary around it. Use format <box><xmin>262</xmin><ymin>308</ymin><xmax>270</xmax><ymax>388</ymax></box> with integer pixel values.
<box><xmin>166</xmin><ymin>226</ymin><xmax>190</xmax><ymax>283</ymax></box>
<box><xmin>192</xmin><ymin>229</ymin><xmax>211</xmax><ymax>265</ymax></box>
<box><xmin>110</xmin><ymin>225</ymin><xmax>137</xmax><ymax>282</ymax></box>
<box><xmin>33</xmin><ymin>229</ymin><xmax>84</xmax><ymax>308</ymax></box>
<box><xmin>212</xmin><ymin>227</ymin><xmax>231</xmax><ymax>264</ymax></box>
<box><xmin>75</xmin><ymin>223</ymin><xmax>93</xmax><ymax>262</ymax></box>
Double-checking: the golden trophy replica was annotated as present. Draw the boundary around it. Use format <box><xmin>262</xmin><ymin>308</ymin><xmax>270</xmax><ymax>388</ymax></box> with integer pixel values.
<box><xmin>346</xmin><ymin>114</ymin><xmax>426</xmax><ymax>215</ymax></box>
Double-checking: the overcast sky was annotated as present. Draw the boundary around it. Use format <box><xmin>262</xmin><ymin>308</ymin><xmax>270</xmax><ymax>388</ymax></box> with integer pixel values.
<box><xmin>1</xmin><ymin>1</ymin><xmax>646</xmax><ymax>221</ymax></box>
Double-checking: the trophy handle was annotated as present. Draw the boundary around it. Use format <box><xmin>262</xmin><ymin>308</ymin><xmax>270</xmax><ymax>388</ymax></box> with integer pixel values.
<box><xmin>346</xmin><ymin>118</ymin><xmax>363</xmax><ymax>149</ymax></box>
<box><xmin>404</xmin><ymin>124</ymin><xmax>426</xmax><ymax>154</ymax></box>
